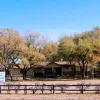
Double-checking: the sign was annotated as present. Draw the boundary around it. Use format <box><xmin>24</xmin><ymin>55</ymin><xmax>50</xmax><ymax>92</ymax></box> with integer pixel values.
<box><xmin>0</xmin><ymin>72</ymin><xmax>5</xmax><ymax>82</ymax></box>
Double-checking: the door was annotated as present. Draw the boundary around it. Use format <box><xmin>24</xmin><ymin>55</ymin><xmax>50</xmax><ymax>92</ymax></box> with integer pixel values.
<box><xmin>56</xmin><ymin>67</ymin><xmax>62</xmax><ymax>76</ymax></box>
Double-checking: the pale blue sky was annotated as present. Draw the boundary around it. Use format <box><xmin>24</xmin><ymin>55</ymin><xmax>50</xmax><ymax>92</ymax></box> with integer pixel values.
<box><xmin>0</xmin><ymin>0</ymin><xmax>100</xmax><ymax>41</ymax></box>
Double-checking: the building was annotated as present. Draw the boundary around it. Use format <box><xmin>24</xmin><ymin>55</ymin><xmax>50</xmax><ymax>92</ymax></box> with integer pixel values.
<box><xmin>33</xmin><ymin>62</ymin><xmax>78</xmax><ymax>77</ymax></box>
<box><xmin>10</xmin><ymin>62</ymin><xmax>84</xmax><ymax>78</ymax></box>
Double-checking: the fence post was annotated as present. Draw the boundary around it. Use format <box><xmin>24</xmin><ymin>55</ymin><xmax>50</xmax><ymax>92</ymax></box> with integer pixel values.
<box><xmin>33</xmin><ymin>89</ymin><xmax>35</xmax><ymax>94</ymax></box>
<box><xmin>42</xmin><ymin>85</ymin><xmax>44</xmax><ymax>94</ymax></box>
<box><xmin>24</xmin><ymin>85</ymin><xmax>27</xmax><ymax>94</ymax></box>
<box><xmin>0</xmin><ymin>85</ymin><xmax>1</xmax><ymax>94</ymax></box>
<box><xmin>81</xmin><ymin>85</ymin><xmax>84</xmax><ymax>94</ymax></box>
<box><xmin>53</xmin><ymin>85</ymin><xmax>54</xmax><ymax>94</ymax></box>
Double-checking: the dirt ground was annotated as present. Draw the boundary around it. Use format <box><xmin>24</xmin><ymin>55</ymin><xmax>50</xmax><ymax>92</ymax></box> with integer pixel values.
<box><xmin>0</xmin><ymin>94</ymin><xmax>100</xmax><ymax>100</ymax></box>
<box><xmin>3</xmin><ymin>79</ymin><xmax>100</xmax><ymax>85</ymax></box>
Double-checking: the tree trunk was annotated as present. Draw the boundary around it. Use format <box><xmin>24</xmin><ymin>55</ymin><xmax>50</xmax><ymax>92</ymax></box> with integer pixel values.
<box><xmin>22</xmin><ymin>71</ymin><xmax>27</xmax><ymax>80</ymax></box>
<box><xmin>80</xmin><ymin>67</ymin><xmax>85</xmax><ymax>79</ymax></box>
<box><xmin>21</xmin><ymin>69</ymin><xmax>27</xmax><ymax>80</ymax></box>
<box><xmin>10</xmin><ymin>70</ymin><xmax>13</xmax><ymax>81</ymax></box>
<box><xmin>22</xmin><ymin>73</ymin><xmax>26</xmax><ymax>80</ymax></box>
<box><xmin>99</xmin><ymin>71</ymin><xmax>100</xmax><ymax>79</ymax></box>
<box><xmin>81</xmin><ymin>60</ymin><xmax>86</xmax><ymax>79</ymax></box>
<box><xmin>85</xmin><ymin>65</ymin><xmax>88</xmax><ymax>77</ymax></box>
<box><xmin>71</xmin><ymin>66</ymin><xmax>76</xmax><ymax>78</ymax></box>
<box><xmin>82</xmin><ymin>68</ymin><xmax>85</xmax><ymax>79</ymax></box>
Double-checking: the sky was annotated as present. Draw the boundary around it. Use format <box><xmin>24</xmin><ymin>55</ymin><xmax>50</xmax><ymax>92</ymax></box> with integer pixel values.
<box><xmin>0</xmin><ymin>0</ymin><xmax>100</xmax><ymax>41</ymax></box>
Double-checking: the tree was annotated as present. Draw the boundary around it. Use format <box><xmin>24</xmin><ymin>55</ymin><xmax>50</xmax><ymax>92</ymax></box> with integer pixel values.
<box><xmin>74</xmin><ymin>45</ymin><xmax>92</xmax><ymax>78</ymax></box>
<box><xmin>73</xmin><ymin>27</ymin><xmax>100</xmax><ymax>78</ymax></box>
<box><xmin>19</xmin><ymin>31</ymin><xmax>46</xmax><ymax>80</ymax></box>
<box><xmin>25</xmin><ymin>29</ymin><xmax>49</xmax><ymax>52</ymax></box>
<box><xmin>43</xmin><ymin>42</ymin><xmax>58</xmax><ymax>62</ymax></box>
<box><xmin>19</xmin><ymin>49</ymin><xmax>45</xmax><ymax>80</ymax></box>
<box><xmin>58</xmin><ymin>36</ymin><xmax>75</xmax><ymax>64</ymax></box>
<box><xmin>58</xmin><ymin>36</ymin><xmax>76</xmax><ymax>77</ymax></box>
<box><xmin>0</xmin><ymin>28</ymin><xmax>26</xmax><ymax>70</ymax></box>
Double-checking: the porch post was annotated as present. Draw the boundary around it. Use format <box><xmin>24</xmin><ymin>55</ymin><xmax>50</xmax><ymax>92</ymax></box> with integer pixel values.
<box><xmin>52</xmin><ymin>67</ymin><xmax>54</xmax><ymax>74</ymax></box>
<box><xmin>43</xmin><ymin>67</ymin><xmax>45</xmax><ymax>74</ymax></box>
<box><xmin>62</xmin><ymin>68</ymin><xmax>64</xmax><ymax>76</ymax></box>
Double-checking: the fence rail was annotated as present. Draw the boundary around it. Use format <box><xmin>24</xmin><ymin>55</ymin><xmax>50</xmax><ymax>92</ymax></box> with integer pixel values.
<box><xmin>0</xmin><ymin>84</ymin><xmax>100</xmax><ymax>94</ymax></box>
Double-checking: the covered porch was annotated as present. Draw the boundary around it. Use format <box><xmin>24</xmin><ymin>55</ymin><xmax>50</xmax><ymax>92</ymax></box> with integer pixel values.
<box><xmin>44</xmin><ymin>67</ymin><xmax>63</xmax><ymax>77</ymax></box>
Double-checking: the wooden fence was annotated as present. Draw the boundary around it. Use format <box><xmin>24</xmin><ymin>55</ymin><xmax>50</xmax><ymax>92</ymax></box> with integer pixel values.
<box><xmin>0</xmin><ymin>84</ymin><xmax>100</xmax><ymax>94</ymax></box>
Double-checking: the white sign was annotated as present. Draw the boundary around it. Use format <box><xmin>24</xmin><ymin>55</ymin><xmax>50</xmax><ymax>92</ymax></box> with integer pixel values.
<box><xmin>0</xmin><ymin>72</ymin><xmax>5</xmax><ymax>82</ymax></box>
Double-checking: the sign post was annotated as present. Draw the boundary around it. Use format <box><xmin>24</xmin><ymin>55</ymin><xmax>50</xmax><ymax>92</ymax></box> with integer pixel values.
<box><xmin>0</xmin><ymin>72</ymin><xmax>5</xmax><ymax>82</ymax></box>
